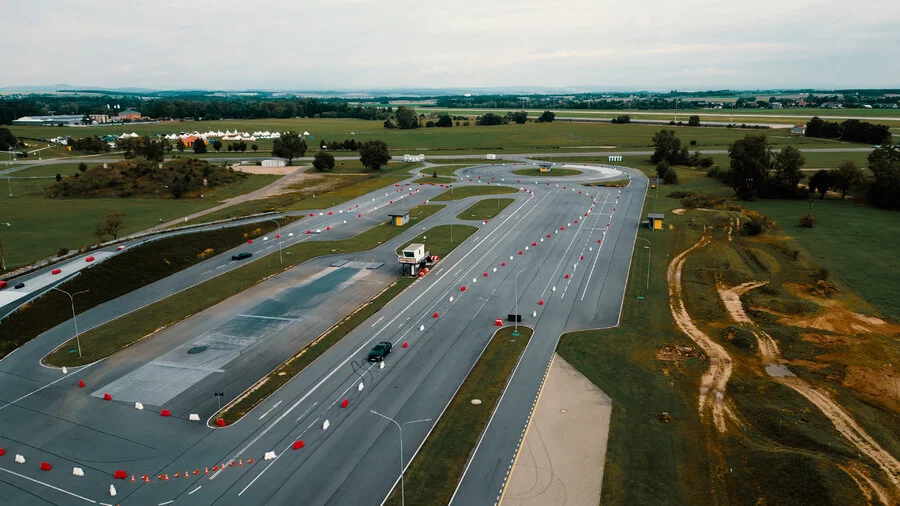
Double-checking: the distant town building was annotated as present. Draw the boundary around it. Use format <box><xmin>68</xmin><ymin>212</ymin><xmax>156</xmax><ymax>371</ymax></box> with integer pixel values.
<box><xmin>770</xmin><ymin>102</ymin><xmax>783</xmax><ymax>109</ymax></box>
<box><xmin>118</xmin><ymin>109</ymin><xmax>142</xmax><ymax>121</ymax></box>
<box><xmin>89</xmin><ymin>114</ymin><xmax>111</xmax><ymax>124</ymax></box>
<box><xmin>790</xmin><ymin>124</ymin><xmax>807</xmax><ymax>135</ymax></box>
<box><xmin>12</xmin><ymin>114</ymin><xmax>84</xmax><ymax>126</ymax></box>
<box><xmin>821</xmin><ymin>102</ymin><xmax>843</xmax><ymax>109</ymax></box>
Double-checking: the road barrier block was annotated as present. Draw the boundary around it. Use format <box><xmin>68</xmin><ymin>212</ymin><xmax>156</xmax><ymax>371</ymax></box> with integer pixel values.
<box><xmin>189</xmin><ymin>414</ymin><xmax>200</xmax><ymax>421</ymax></box>
<box><xmin>40</xmin><ymin>462</ymin><xmax>51</xmax><ymax>471</ymax></box>
<box><xmin>216</xmin><ymin>418</ymin><xmax>226</xmax><ymax>427</ymax></box>
<box><xmin>73</xmin><ymin>467</ymin><xmax>84</xmax><ymax>477</ymax></box>
<box><xmin>114</xmin><ymin>470</ymin><xmax>127</xmax><ymax>479</ymax></box>
<box><xmin>341</xmin><ymin>399</ymin><xmax>349</xmax><ymax>409</ymax></box>
<box><xmin>134</xmin><ymin>402</ymin><xmax>143</xmax><ymax>410</ymax></box>
<box><xmin>15</xmin><ymin>454</ymin><xmax>25</xmax><ymax>464</ymax></box>
<box><xmin>160</xmin><ymin>409</ymin><xmax>171</xmax><ymax>417</ymax></box>
<box><xmin>103</xmin><ymin>393</ymin><xmax>112</xmax><ymax>401</ymax></box>
<box><xmin>293</xmin><ymin>441</ymin><xmax>305</xmax><ymax>450</ymax></box>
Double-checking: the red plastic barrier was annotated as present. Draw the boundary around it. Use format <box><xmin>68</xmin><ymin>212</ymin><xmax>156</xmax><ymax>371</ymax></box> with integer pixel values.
<box><xmin>247</xmin><ymin>239</ymin><xmax>253</xmax><ymax>244</ymax></box>
<box><xmin>483</xmin><ymin>272</ymin><xmax>488</xmax><ymax>277</ymax></box>
<box><xmin>341</xmin><ymin>399</ymin><xmax>349</xmax><ymax>409</ymax></box>
<box><xmin>114</xmin><ymin>470</ymin><xmax>127</xmax><ymax>479</ymax></box>
<box><xmin>531</xmin><ymin>242</ymin><xmax>537</xmax><ymax>247</ymax></box>
<box><xmin>432</xmin><ymin>312</ymin><xmax>439</xmax><ymax>318</ymax></box>
<box><xmin>358</xmin><ymin>214</ymin><xmax>361</xmax><ymax>217</ymax></box>
<box><xmin>501</xmin><ymin>262</ymin><xmax>506</xmax><ymax>266</ymax></box>
<box><xmin>560</xmin><ymin>226</ymin><xmax>565</xmax><ymax>231</ymax></box>
<box><xmin>518</xmin><ymin>250</ymin><xmax>523</xmax><ymax>255</ymax></box>
<box><xmin>103</xmin><ymin>393</ymin><xmax>112</xmax><ymax>401</ymax></box>
<box><xmin>538</xmin><ymin>299</ymin><xmax>544</xmax><ymax>305</ymax></box>
<box><xmin>597</xmin><ymin>239</ymin><xmax>601</xmax><ymax>243</ymax></box>
<box><xmin>460</xmin><ymin>286</ymin><xmax>467</xmax><ymax>291</ymax></box>
<box><xmin>160</xmin><ymin>409</ymin><xmax>171</xmax><ymax>417</ymax></box>
<box><xmin>402</xmin><ymin>341</ymin><xmax>409</xmax><ymax>348</ymax></box>
<box><xmin>78</xmin><ymin>380</ymin><xmax>85</xmax><ymax>388</ymax></box>
<box><xmin>565</xmin><ymin>274</ymin><xmax>569</xmax><ymax>279</ymax></box>
<box><xmin>494</xmin><ymin>319</ymin><xmax>503</xmax><ymax>326</ymax></box>
<box><xmin>325</xmin><ymin>226</ymin><xmax>331</xmax><ymax>231</ymax></box>
<box><xmin>574</xmin><ymin>219</ymin><xmax>578</xmax><ymax>223</ymax></box>
<box><xmin>293</xmin><ymin>440</ymin><xmax>305</xmax><ymax>450</ymax></box>
<box><xmin>306</xmin><ymin>230</ymin><xmax>311</xmax><ymax>234</ymax></box>
<box><xmin>389</xmin><ymin>200</ymin><xmax>393</xmax><ymax>204</ymax></box>
<box><xmin>309</xmin><ymin>213</ymin><xmax>314</xmax><ymax>217</ymax></box>
<box><xmin>40</xmin><ymin>462</ymin><xmax>51</xmax><ymax>471</ymax></box>
<box><xmin>0</xmin><ymin>448</ymin><xmax>5</xmax><ymax>456</ymax></box>
<box><xmin>216</xmin><ymin>418</ymin><xmax>226</xmax><ymax>427</ymax></box>
<box><xmin>328</xmin><ymin>211</ymin><xmax>332</xmax><ymax>215</ymax></box>
<box><xmin>85</xmin><ymin>256</ymin><xmax>95</xmax><ymax>262</ymax></box>
<box><xmin>275</xmin><ymin>235</ymin><xmax>280</xmax><ymax>239</ymax></box>
<box><xmin>580</xmin><ymin>255</ymin><xmax>584</xmax><ymax>260</ymax></box>
<box><xmin>547</xmin><ymin>233</ymin><xmax>551</xmax><ymax>238</ymax></box>
<box><xmin>51</xmin><ymin>268</ymin><xmax>61</xmax><ymax>275</ymax></box>
<box><xmin>117</xmin><ymin>245</ymin><xmax>125</xmax><ymax>251</ymax></box>
<box><xmin>516</xmin><ymin>179</ymin><xmax>520</xmax><ymax>182</ymax></box>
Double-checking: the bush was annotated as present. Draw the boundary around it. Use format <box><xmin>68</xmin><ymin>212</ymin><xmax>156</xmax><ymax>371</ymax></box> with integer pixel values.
<box><xmin>667</xmin><ymin>191</ymin><xmax>696</xmax><ymax>199</ymax></box>
<box><xmin>799</xmin><ymin>214</ymin><xmax>816</xmax><ymax>228</ymax></box>
<box><xmin>722</xmin><ymin>326</ymin><xmax>755</xmax><ymax>349</ymax></box>
<box><xmin>57</xmin><ymin>247</ymin><xmax>69</xmax><ymax>257</ymax></box>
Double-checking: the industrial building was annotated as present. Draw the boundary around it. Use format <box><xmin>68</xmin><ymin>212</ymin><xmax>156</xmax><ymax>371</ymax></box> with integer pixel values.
<box><xmin>12</xmin><ymin>114</ymin><xmax>84</xmax><ymax>126</ymax></box>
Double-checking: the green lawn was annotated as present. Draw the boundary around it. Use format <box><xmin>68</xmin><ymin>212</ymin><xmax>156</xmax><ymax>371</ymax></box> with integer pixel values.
<box><xmin>511</xmin><ymin>167</ymin><xmax>582</xmax><ymax>177</ymax></box>
<box><xmin>0</xmin><ymin>174</ymin><xmax>279</xmax><ymax>269</ymax></box>
<box><xmin>456</xmin><ymin>198</ymin><xmax>514</xmax><ymax>220</ymax></box>
<box><xmin>398</xmin><ymin>224</ymin><xmax>478</xmax><ymax>259</ymax></box>
<box><xmin>8</xmin><ymin>163</ymin><xmax>85</xmax><ymax>178</ymax></box>
<box><xmin>46</xmin><ymin>204</ymin><xmax>444</xmax><ymax>366</ymax></box>
<box><xmin>431</xmin><ymin>185</ymin><xmax>518</xmax><ymax>201</ymax></box>
<box><xmin>386</xmin><ymin>326</ymin><xmax>532</xmax><ymax>506</ymax></box>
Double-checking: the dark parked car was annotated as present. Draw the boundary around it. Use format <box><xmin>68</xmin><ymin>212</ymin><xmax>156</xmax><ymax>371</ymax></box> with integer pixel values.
<box><xmin>14</xmin><ymin>282</ymin><xmax>25</xmax><ymax>289</ymax></box>
<box><xmin>231</xmin><ymin>252</ymin><xmax>252</xmax><ymax>261</ymax></box>
<box><xmin>367</xmin><ymin>341</ymin><xmax>392</xmax><ymax>362</ymax></box>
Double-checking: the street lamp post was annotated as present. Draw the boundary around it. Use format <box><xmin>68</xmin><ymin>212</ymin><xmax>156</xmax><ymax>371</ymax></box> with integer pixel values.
<box><xmin>635</xmin><ymin>237</ymin><xmax>651</xmax><ymax>289</ymax></box>
<box><xmin>450</xmin><ymin>185</ymin><xmax>453</xmax><ymax>246</ymax></box>
<box><xmin>268</xmin><ymin>218</ymin><xmax>283</xmax><ymax>265</ymax></box>
<box><xmin>52</xmin><ymin>287</ymin><xmax>90</xmax><ymax>358</ymax></box>
<box><xmin>370</xmin><ymin>410</ymin><xmax>432</xmax><ymax>506</ymax></box>
<box><xmin>514</xmin><ymin>267</ymin><xmax>528</xmax><ymax>336</ymax></box>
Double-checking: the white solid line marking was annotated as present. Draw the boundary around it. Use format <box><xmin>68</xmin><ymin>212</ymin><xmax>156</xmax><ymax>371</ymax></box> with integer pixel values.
<box><xmin>236</xmin><ymin>314</ymin><xmax>300</xmax><ymax>322</ymax></box>
<box><xmin>159</xmin><ymin>501</ymin><xmax>174</xmax><ymax>506</ymax></box>
<box><xmin>258</xmin><ymin>400</ymin><xmax>283</xmax><ymax>420</ymax></box>
<box><xmin>0</xmin><ymin>466</ymin><xmax>97</xmax><ymax>503</ymax></box>
<box><xmin>188</xmin><ymin>485</ymin><xmax>202</xmax><ymax>495</ymax></box>
<box><xmin>295</xmin><ymin>401</ymin><xmax>319</xmax><ymax>423</ymax></box>
<box><xmin>371</xmin><ymin>316</ymin><xmax>384</xmax><ymax>327</ymax></box>
<box><xmin>0</xmin><ymin>361</ymin><xmax>100</xmax><ymax>413</ymax></box>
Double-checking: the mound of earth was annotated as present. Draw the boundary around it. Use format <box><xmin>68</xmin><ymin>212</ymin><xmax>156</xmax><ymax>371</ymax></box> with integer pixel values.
<box><xmin>656</xmin><ymin>344</ymin><xmax>705</xmax><ymax>361</ymax></box>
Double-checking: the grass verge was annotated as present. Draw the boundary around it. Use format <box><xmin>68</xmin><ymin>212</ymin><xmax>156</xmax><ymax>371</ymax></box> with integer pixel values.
<box><xmin>44</xmin><ymin>204</ymin><xmax>444</xmax><ymax>367</ymax></box>
<box><xmin>217</xmin><ymin>277</ymin><xmax>415</xmax><ymax>424</ymax></box>
<box><xmin>398</xmin><ymin>225</ymin><xmax>479</xmax><ymax>259</ymax></box>
<box><xmin>431</xmin><ymin>185</ymin><xmax>518</xmax><ymax>201</ymax></box>
<box><xmin>583</xmin><ymin>179</ymin><xmax>630</xmax><ymax>187</ymax></box>
<box><xmin>0</xmin><ymin>218</ymin><xmax>291</xmax><ymax>358</ymax></box>
<box><xmin>455</xmin><ymin>198</ymin><xmax>514</xmax><ymax>220</ymax></box>
<box><xmin>385</xmin><ymin>326</ymin><xmax>533</xmax><ymax>506</ymax></box>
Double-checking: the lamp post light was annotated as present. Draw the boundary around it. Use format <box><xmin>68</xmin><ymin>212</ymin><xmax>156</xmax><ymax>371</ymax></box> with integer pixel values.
<box><xmin>52</xmin><ymin>287</ymin><xmax>90</xmax><ymax>358</ymax></box>
<box><xmin>514</xmin><ymin>267</ymin><xmax>528</xmax><ymax>336</ymax></box>
<box><xmin>268</xmin><ymin>218</ymin><xmax>283</xmax><ymax>265</ymax></box>
<box><xmin>635</xmin><ymin>237</ymin><xmax>651</xmax><ymax>290</ymax></box>
<box><xmin>370</xmin><ymin>410</ymin><xmax>431</xmax><ymax>506</ymax></box>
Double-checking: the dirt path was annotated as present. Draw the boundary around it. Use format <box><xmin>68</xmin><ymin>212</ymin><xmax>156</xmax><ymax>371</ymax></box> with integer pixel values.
<box><xmin>718</xmin><ymin>283</ymin><xmax>900</xmax><ymax>500</ymax></box>
<box><xmin>667</xmin><ymin>228</ymin><xmax>734</xmax><ymax>432</ymax></box>
<box><xmin>717</xmin><ymin>281</ymin><xmax>781</xmax><ymax>362</ymax></box>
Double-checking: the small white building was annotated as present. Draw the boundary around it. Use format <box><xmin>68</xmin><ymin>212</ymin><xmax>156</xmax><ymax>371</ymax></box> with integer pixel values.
<box><xmin>262</xmin><ymin>159</ymin><xmax>287</xmax><ymax>167</ymax></box>
<box><xmin>486</xmin><ymin>154</ymin><xmax>497</xmax><ymax>160</ymax></box>
<box><xmin>402</xmin><ymin>154</ymin><xmax>425</xmax><ymax>162</ymax></box>
<box><xmin>790</xmin><ymin>124</ymin><xmax>806</xmax><ymax>136</ymax></box>
<box><xmin>608</xmin><ymin>155</ymin><xmax>623</xmax><ymax>162</ymax></box>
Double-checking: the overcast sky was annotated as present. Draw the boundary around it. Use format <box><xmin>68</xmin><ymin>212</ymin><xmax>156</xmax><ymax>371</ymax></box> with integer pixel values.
<box><xmin>2</xmin><ymin>0</ymin><xmax>899</xmax><ymax>91</ymax></box>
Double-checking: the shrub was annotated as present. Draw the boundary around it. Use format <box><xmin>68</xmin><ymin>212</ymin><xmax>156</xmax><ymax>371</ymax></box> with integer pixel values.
<box><xmin>57</xmin><ymin>247</ymin><xmax>69</xmax><ymax>257</ymax></box>
<box><xmin>799</xmin><ymin>214</ymin><xmax>816</xmax><ymax>228</ymax></box>
<box><xmin>197</xmin><ymin>248</ymin><xmax>215</xmax><ymax>259</ymax></box>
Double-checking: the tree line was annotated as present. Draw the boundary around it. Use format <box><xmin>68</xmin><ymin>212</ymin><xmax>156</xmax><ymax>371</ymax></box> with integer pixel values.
<box><xmin>805</xmin><ymin>116</ymin><xmax>891</xmax><ymax>145</ymax></box>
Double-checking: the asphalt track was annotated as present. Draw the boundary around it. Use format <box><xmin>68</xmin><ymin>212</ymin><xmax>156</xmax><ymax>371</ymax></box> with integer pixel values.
<box><xmin>0</xmin><ymin>161</ymin><xmax>645</xmax><ymax>505</ymax></box>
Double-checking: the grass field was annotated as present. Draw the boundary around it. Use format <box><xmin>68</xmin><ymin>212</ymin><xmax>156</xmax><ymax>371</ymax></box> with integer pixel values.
<box><xmin>0</xmin><ymin>219</ymin><xmax>287</xmax><ymax>358</ymax></box>
<box><xmin>385</xmin><ymin>326</ymin><xmax>532</xmax><ymax>506</ymax></box>
<box><xmin>0</xmin><ymin>174</ymin><xmax>279</xmax><ymax>269</ymax></box>
<box><xmin>46</xmin><ymin>204</ymin><xmax>444</xmax><ymax>366</ymax></box>
<box><xmin>7</xmin><ymin>118</ymin><xmax>865</xmax><ymax>157</ymax></box>
<box><xmin>511</xmin><ymin>167</ymin><xmax>582</xmax><ymax>177</ymax></box>
<box><xmin>455</xmin><ymin>198</ymin><xmax>514</xmax><ymax>220</ymax></box>
<box><xmin>398</xmin><ymin>224</ymin><xmax>478</xmax><ymax>259</ymax></box>
<box><xmin>7</xmin><ymin>163</ymin><xmax>85</xmax><ymax>178</ymax></box>
<box><xmin>431</xmin><ymin>185</ymin><xmax>518</xmax><ymax>201</ymax></box>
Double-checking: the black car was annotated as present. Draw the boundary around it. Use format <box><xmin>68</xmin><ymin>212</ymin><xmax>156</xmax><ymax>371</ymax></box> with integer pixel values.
<box><xmin>14</xmin><ymin>282</ymin><xmax>24</xmax><ymax>289</ymax></box>
<box><xmin>367</xmin><ymin>341</ymin><xmax>392</xmax><ymax>362</ymax></box>
<box><xmin>231</xmin><ymin>252</ymin><xmax>252</xmax><ymax>261</ymax></box>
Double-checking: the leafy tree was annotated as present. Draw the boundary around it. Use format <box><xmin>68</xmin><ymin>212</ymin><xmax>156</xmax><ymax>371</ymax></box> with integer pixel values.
<box><xmin>650</xmin><ymin>129</ymin><xmax>689</xmax><ymax>165</ymax></box>
<box><xmin>72</xmin><ymin>136</ymin><xmax>110</xmax><ymax>154</ymax></box>
<box><xmin>771</xmin><ymin>145</ymin><xmax>805</xmax><ymax>195</ymax></box>
<box><xmin>102</xmin><ymin>211</ymin><xmax>126</xmax><ymax>239</ymax></box>
<box><xmin>395</xmin><ymin>106</ymin><xmax>419</xmax><ymax>129</ymax></box>
<box><xmin>0</xmin><ymin>127</ymin><xmax>18</xmax><ymax>151</ymax></box>
<box><xmin>145</xmin><ymin>138</ymin><xmax>167</xmax><ymax>162</ymax></box>
<box><xmin>227</xmin><ymin>144</ymin><xmax>234</xmax><ymax>152</ymax></box>
<box><xmin>78</xmin><ymin>162</ymin><xmax>88</xmax><ymax>172</ymax></box>
<box><xmin>432</xmin><ymin>169</ymin><xmax>437</xmax><ymax>178</ymax></box>
<box><xmin>611</xmin><ymin>115</ymin><xmax>631</xmax><ymax>124</ymax></box>
<box><xmin>176</xmin><ymin>141</ymin><xmax>185</xmax><ymax>153</ymax></box>
<box><xmin>425</xmin><ymin>120</ymin><xmax>435</xmax><ymax>128</ymax></box>
<box><xmin>94</xmin><ymin>224</ymin><xmax>107</xmax><ymax>243</ymax></box>
<box><xmin>688</xmin><ymin>115</ymin><xmax>701</xmax><ymax>127</ymax></box>
<box><xmin>477</xmin><ymin>113</ymin><xmax>507</xmax><ymax>126</ymax></box>
<box><xmin>212</xmin><ymin>140</ymin><xmax>223</xmax><ymax>153</ymax></box>
<box><xmin>312</xmin><ymin>151</ymin><xmax>335</xmax><ymax>172</ymax></box>
<box><xmin>808</xmin><ymin>170</ymin><xmax>831</xmax><ymax>198</ymax></box>
<box><xmin>728</xmin><ymin>134</ymin><xmax>771</xmax><ymax>200</ymax></box>
<box><xmin>55</xmin><ymin>173</ymin><xmax>62</xmax><ymax>182</ymax></box>
<box><xmin>359</xmin><ymin>140</ymin><xmax>390</xmax><ymax>171</ymax></box>
<box><xmin>192</xmin><ymin>138</ymin><xmax>207</xmax><ymax>154</ymax></box>
<box><xmin>272</xmin><ymin>131</ymin><xmax>307</xmax><ymax>163</ymax></box>
<box><xmin>383</xmin><ymin>119</ymin><xmax>396</xmax><ymax>129</ymax></box>
<box><xmin>251</xmin><ymin>144</ymin><xmax>258</xmax><ymax>152</ymax></box>
<box><xmin>237</xmin><ymin>140</ymin><xmax>247</xmax><ymax>152</ymax></box>
<box><xmin>655</xmin><ymin>161</ymin><xmax>670</xmax><ymax>181</ymax></box>
<box><xmin>436</xmin><ymin>115</ymin><xmax>453</xmax><ymax>127</ymax></box>
<box><xmin>507</xmin><ymin>111</ymin><xmax>528</xmax><ymax>124</ymax></box>
<box><xmin>829</xmin><ymin>161</ymin><xmax>863</xmax><ymax>199</ymax></box>
<box><xmin>867</xmin><ymin>143</ymin><xmax>900</xmax><ymax>209</ymax></box>
<box><xmin>536</xmin><ymin>111</ymin><xmax>555</xmax><ymax>123</ymax></box>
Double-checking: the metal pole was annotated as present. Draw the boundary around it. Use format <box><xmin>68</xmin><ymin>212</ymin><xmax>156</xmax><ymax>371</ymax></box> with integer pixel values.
<box><xmin>7</xmin><ymin>175</ymin><xmax>12</xmax><ymax>197</ymax></box>
<box><xmin>268</xmin><ymin>219</ymin><xmax>283</xmax><ymax>265</ymax></box>
<box><xmin>370</xmin><ymin>410</ymin><xmax>431</xmax><ymax>506</ymax></box>
<box><xmin>450</xmin><ymin>185</ymin><xmax>453</xmax><ymax>246</ymax></box>
<box><xmin>514</xmin><ymin>268</ymin><xmax>527</xmax><ymax>335</ymax></box>
<box><xmin>52</xmin><ymin>288</ymin><xmax>89</xmax><ymax>358</ymax></box>
<box><xmin>635</xmin><ymin>238</ymin><xmax>651</xmax><ymax>289</ymax></box>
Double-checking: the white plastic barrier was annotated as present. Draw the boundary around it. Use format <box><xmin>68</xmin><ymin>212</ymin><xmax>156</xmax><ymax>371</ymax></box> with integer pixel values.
<box><xmin>109</xmin><ymin>484</ymin><xmax>117</xmax><ymax>497</ymax></box>
<box><xmin>419</xmin><ymin>325</ymin><xmax>424</xmax><ymax>331</ymax></box>
<box><xmin>189</xmin><ymin>414</ymin><xmax>201</xmax><ymax>422</ymax></box>
<box><xmin>134</xmin><ymin>402</ymin><xmax>144</xmax><ymax>410</ymax></box>
<box><xmin>72</xmin><ymin>467</ymin><xmax>84</xmax><ymax>477</ymax></box>
<box><xmin>264</xmin><ymin>451</ymin><xmax>277</xmax><ymax>461</ymax></box>
<box><xmin>322</xmin><ymin>419</ymin><xmax>330</xmax><ymax>431</ymax></box>
<box><xmin>15</xmin><ymin>454</ymin><xmax>25</xmax><ymax>464</ymax></box>
<box><xmin>61</xmin><ymin>367</ymin><xmax>67</xmax><ymax>375</ymax></box>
